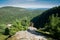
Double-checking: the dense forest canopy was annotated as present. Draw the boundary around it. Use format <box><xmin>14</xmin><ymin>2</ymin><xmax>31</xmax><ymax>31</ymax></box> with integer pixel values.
<box><xmin>0</xmin><ymin>6</ymin><xmax>46</xmax><ymax>24</ymax></box>
<box><xmin>31</xmin><ymin>6</ymin><xmax>60</xmax><ymax>28</ymax></box>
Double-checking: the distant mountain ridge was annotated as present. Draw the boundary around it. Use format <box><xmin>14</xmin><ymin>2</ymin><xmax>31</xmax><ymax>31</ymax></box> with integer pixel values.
<box><xmin>26</xmin><ymin>8</ymin><xmax>49</xmax><ymax>10</ymax></box>
<box><xmin>0</xmin><ymin>6</ymin><xmax>46</xmax><ymax>24</ymax></box>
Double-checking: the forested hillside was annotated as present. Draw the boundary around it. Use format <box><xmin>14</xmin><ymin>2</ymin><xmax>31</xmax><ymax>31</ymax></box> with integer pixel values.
<box><xmin>31</xmin><ymin>6</ymin><xmax>60</xmax><ymax>40</ymax></box>
<box><xmin>0</xmin><ymin>6</ymin><xmax>45</xmax><ymax>24</ymax></box>
<box><xmin>31</xmin><ymin>6</ymin><xmax>60</xmax><ymax>28</ymax></box>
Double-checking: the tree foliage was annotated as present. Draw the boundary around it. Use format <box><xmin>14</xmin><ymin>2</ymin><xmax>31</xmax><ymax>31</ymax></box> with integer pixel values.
<box><xmin>44</xmin><ymin>14</ymin><xmax>60</xmax><ymax>39</ymax></box>
<box><xmin>9</xmin><ymin>17</ymin><xmax>30</xmax><ymax>35</ymax></box>
<box><xmin>31</xmin><ymin>6</ymin><xmax>60</xmax><ymax>28</ymax></box>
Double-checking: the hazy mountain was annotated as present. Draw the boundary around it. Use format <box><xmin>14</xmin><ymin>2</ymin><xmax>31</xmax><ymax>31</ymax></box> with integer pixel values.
<box><xmin>0</xmin><ymin>6</ymin><xmax>46</xmax><ymax>24</ymax></box>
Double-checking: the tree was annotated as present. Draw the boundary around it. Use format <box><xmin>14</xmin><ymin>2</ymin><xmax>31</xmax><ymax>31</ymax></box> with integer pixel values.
<box><xmin>44</xmin><ymin>13</ymin><xmax>60</xmax><ymax>39</ymax></box>
<box><xmin>9</xmin><ymin>17</ymin><xmax>30</xmax><ymax>35</ymax></box>
<box><xmin>4</xmin><ymin>28</ymin><xmax>10</xmax><ymax>35</ymax></box>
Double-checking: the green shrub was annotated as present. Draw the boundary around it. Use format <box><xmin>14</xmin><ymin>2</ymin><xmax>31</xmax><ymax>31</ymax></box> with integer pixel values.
<box><xmin>0</xmin><ymin>24</ymin><xmax>6</xmax><ymax>33</ymax></box>
<box><xmin>4</xmin><ymin>28</ymin><xmax>10</xmax><ymax>35</ymax></box>
<box><xmin>0</xmin><ymin>33</ymin><xmax>8</xmax><ymax>40</ymax></box>
<box><xmin>9</xmin><ymin>17</ymin><xmax>29</xmax><ymax>35</ymax></box>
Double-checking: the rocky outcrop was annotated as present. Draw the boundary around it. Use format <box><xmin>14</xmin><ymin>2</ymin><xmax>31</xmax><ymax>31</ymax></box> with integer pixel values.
<box><xmin>7</xmin><ymin>27</ymin><xmax>47</xmax><ymax>40</ymax></box>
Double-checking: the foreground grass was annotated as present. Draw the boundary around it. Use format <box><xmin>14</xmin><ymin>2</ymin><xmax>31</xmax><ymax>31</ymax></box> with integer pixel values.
<box><xmin>0</xmin><ymin>33</ymin><xmax>8</xmax><ymax>40</ymax></box>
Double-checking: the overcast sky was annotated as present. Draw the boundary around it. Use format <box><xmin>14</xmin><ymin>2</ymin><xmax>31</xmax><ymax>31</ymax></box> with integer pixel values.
<box><xmin>0</xmin><ymin>0</ymin><xmax>60</xmax><ymax>8</ymax></box>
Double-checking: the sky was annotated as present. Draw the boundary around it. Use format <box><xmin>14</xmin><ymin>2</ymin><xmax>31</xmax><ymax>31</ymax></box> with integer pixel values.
<box><xmin>0</xmin><ymin>0</ymin><xmax>60</xmax><ymax>8</ymax></box>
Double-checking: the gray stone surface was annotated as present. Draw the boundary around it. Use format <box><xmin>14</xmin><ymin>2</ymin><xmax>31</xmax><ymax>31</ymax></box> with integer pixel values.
<box><xmin>8</xmin><ymin>27</ymin><xmax>47</xmax><ymax>40</ymax></box>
